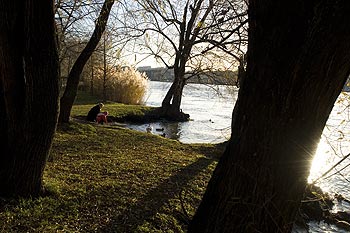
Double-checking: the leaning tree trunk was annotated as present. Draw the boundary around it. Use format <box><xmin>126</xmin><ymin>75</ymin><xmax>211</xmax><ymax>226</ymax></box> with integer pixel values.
<box><xmin>90</xmin><ymin>57</ymin><xmax>95</xmax><ymax>95</ymax></box>
<box><xmin>189</xmin><ymin>1</ymin><xmax>350</xmax><ymax>232</ymax></box>
<box><xmin>58</xmin><ymin>0</ymin><xmax>114</xmax><ymax>123</ymax></box>
<box><xmin>168</xmin><ymin>78</ymin><xmax>185</xmax><ymax>114</ymax></box>
<box><xmin>0</xmin><ymin>0</ymin><xmax>59</xmax><ymax>197</ymax></box>
<box><xmin>161</xmin><ymin>80</ymin><xmax>176</xmax><ymax>108</ymax></box>
<box><xmin>160</xmin><ymin>69</ymin><xmax>188</xmax><ymax>120</ymax></box>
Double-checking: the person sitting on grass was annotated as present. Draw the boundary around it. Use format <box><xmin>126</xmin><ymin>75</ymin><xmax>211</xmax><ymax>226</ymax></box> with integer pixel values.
<box><xmin>96</xmin><ymin>111</ymin><xmax>108</xmax><ymax>124</ymax></box>
<box><xmin>87</xmin><ymin>103</ymin><xmax>104</xmax><ymax>122</ymax></box>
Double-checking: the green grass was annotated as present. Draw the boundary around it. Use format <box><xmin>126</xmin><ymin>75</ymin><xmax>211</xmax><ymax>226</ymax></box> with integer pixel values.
<box><xmin>0</xmin><ymin>91</ymin><xmax>224</xmax><ymax>232</ymax></box>
<box><xmin>72</xmin><ymin>102</ymin><xmax>155</xmax><ymax>122</ymax></box>
<box><xmin>72</xmin><ymin>90</ymin><xmax>157</xmax><ymax>122</ymax></box>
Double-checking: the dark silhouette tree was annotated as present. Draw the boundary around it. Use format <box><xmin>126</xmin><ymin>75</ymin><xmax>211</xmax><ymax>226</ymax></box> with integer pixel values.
<box><xmin>0</xmin><ymin>0</ymin><xmax>59</xmax><ymax>197</ymax></box>
<box><xmin>120</xmin><ymin>0</ymin><xmax>247</xmax><ymax>120</ymax></box>
<box><xmin>189</xmin><ymin>0</ymin><xmax>350</xmax><ymax>232</ymax></box>
<box><xmin>59</xmin><ymin>0</ymin><xmax>115</xmax><ymax>123</ymax></box>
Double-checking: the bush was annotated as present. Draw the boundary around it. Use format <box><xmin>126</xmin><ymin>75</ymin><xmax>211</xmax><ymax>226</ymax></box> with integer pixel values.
<box><xmin>93</xmin><ymin>66</ymin><xmax>148</xmax><ymax>105</ymax></box>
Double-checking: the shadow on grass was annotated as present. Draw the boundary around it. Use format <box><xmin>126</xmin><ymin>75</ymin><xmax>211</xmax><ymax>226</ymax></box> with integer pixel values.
<box><xmin>100</xmin><ymin>157</ymin><xmax>214</xmax><ymax>233</ymax></box>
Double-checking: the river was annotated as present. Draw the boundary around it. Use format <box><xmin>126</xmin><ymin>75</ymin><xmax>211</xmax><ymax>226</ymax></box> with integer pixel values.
<box><xmin>128</xmin><ymin>81</ymin><xmax>350</xmax><ymax>232</ymax></box>
<box><xmin>129</xmin><ymin>81</ymin><xmax>236</xmax><ymax>143</ymax></box>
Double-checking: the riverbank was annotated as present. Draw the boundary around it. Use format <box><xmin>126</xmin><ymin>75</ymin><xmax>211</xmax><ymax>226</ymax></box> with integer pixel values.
<box><xmin>1</xmin><ymin>92</ymin><xmax>348</xmax><ymax>232</ymax></box>
<box><xmin>62</xmin><ymin>92</ymin><xmax>350</xmax><ymax>232</ymax></box>
<box><xmin>300</xmin><ymin>184</ymin><xmax>350</xmax><ymax>231</ymax></box>
<box><xmin>72</xmin><ymin>101</ymin><xmax>190</xmax><ymax>124</ymax></box>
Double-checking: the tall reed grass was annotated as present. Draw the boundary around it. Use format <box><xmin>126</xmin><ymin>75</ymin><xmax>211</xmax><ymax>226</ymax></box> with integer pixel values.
<box><xmin>93</xmin><ymin>66</ymin><xmax>148</xmax><ymax>105</ymax></box>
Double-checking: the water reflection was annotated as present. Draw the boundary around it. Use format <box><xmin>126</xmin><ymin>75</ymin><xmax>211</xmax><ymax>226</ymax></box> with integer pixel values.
<box><xmin>155</xmin><ymin>121</ymin><xmax>181</xmax><ymax>140</ymax></box>
<box><xmin>127</xmin><ymin>121</ymin><xmax>182</xmax><ymax>140</ymax></box>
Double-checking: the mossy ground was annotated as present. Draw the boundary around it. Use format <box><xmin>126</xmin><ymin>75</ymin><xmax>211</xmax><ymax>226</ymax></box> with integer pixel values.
<box><xmin>0</xmin><ymin>92</ymin><xmax>224</xmax><ymax>232</ymax></box>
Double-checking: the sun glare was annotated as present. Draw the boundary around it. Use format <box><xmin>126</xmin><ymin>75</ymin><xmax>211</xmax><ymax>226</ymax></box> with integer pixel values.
<box><xmin>308</xmin><ymin>139</ymin><xmax>332</xmax><ymax>183</ymax></box>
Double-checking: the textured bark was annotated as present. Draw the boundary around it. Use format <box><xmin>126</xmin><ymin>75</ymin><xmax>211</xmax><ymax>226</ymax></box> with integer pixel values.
<box><xmin>58</xmin><ymin>0</ymin><xmax>114</xmax><ymax>123</ymax></box>
<box><xmin>189</xmin><ymin>1</ymin><xmax>350</xmax><ymax>232</ymax></box>
<box><xmin>0</xmin><ymin>0</ymin><xmax>59</xmax><ymax>197</ymax></box>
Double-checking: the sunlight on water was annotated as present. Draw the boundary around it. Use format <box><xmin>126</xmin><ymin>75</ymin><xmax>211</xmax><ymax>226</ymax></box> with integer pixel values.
<box><xmin>308</xmin><ymin>93</ymin><xmax>350</xmax><ymax>187</ymax></box>
<box><xmin>302</xmin><ymin>93</ymin><xmax>350</xmax><ymax>233</ymax></box>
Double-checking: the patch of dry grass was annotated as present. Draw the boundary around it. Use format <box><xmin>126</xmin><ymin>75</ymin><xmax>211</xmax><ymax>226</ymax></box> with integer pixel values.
<box><xmin>93</xmin><ymin>66</ymin><xmax>148</xmax><ymax>105</ymax></box>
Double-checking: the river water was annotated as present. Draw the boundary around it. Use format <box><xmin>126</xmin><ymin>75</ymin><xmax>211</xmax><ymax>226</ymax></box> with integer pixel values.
<box><xmin>129</xmin><ymin>81</ymin><xmax>236</xmax><ymax>143</ymax></box>
<box><xmin>128</xmin><ymin>81</ymin><xmax>350</xmax><ymax>232</ymax></box>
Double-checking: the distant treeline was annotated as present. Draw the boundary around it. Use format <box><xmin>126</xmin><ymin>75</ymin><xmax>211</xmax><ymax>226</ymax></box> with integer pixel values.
<box><xmin>137</xmin><ymin>66</ymin><xmax>238</xmax><ymax>85</ymax></box>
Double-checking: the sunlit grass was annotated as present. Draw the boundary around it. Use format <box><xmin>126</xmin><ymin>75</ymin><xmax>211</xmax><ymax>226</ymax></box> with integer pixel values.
<box><xmin>72</xmin><ymin>90</ymin><xmax>157</xmax><ymax>123</ymax></box>
<box><xmin>71</xmin><ymin>102</ymin><xmax>156</xmax><ymax>122</ymax></box>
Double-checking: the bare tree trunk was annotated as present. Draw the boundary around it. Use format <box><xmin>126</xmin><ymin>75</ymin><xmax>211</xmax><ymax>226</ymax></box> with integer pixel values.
<box><xmin>90</xmin><ymin>56</ymin><xmax>94</xmax><ymax>95</ymax></box>
<box><xmin>189</xmin><ymin>1</ymin><xmax>350</xmax><ymax>232</ymax></box>
<box><xmin>237</xmin><ymin>55</ymin><xmax>246</xmax><ymax>87</ymax></box>
<box><xmin>169</xmin><ymin>78</ymin><xmax>185</xmax><ymax>114</ymax></box>
<box><xmin>103</xmin><ymin>34</ymin><xmax>107</xmax><ymax>102</ymax></box>
<box><xmin>67</xmin><ymin>56</ymin><xmax>72</xmax><ymax>78</ymax></box>
<box><xmin>160</xmin><ymin>68</ymin><xmax>189</xmax><ymax>120</ymax></box>
<box><xmin>161</xmin><ymin>81</ymin><xmax>176</xmax><ymax>108</ymax></box>
<box><xmin>58</xmin><ymin>0</ymin><xmax>114</xmax><ymax>123</ymax></box>
<box><xmin>0</xmin><ymin>0</ymin><xmax>59</xmax><ymax>197</ymax></box>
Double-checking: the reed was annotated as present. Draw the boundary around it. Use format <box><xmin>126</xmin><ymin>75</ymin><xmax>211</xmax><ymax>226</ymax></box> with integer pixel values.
<box><xmin>93</xmin><ymin>66</ymin><xmax>148</xmax><ymax>105</ymax></box>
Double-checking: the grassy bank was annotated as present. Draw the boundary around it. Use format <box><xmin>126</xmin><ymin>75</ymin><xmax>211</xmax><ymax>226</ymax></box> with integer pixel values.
<box><xmin>0</xmin><ymin>92</ymin><xmax>224</xmax><ymax>232</ymax></box>
<box><xmin>71</xmin><ymin>91</ymin><xmax>157</xmax><ymax>123</ymax></box>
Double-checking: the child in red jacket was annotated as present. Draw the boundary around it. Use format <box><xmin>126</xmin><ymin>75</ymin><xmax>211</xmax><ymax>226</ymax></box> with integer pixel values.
<box><xmin>96</xmin><ymin>111</ymin><xmax>108</xmax><ymax>124</ymax></box>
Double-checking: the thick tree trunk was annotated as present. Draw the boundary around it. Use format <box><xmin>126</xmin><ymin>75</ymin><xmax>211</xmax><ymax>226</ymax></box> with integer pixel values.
<box><xmin>189</xmin><ymin>1</ymin><xmax>350</xmax><ymax>232</ymax></box>
<box><xmin>160</xmin><ymin>69</ymin><xmax>189</xmax><ymax>121</ymax></box>
<box><xmin>169</xmin><ymin>78</ymin><xmax>185</xmax><ymax>114</ymax></box>
<box><xmin>161</xmin><ymin>81</ymin><xmax>176</xmax><ymax>108</ymax></box>
<box><xmin>58</xmin><ymin>0</ymin><xmax>114</xmax><ymax>123</ymax></box>
<box><xmin>0</xmin><ymin>0</ymin><xmax>59</xmax><ymax>197</ymax></box>
<box><xmin>90</xmin><ymin>57</ymin><xmax>94</xmax><ymax>95</ymax></box>
<box><xmin>103</xmin><ymin>35</ymin><xmax>107</xmax><ymax>102</ymax></box>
